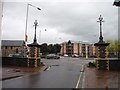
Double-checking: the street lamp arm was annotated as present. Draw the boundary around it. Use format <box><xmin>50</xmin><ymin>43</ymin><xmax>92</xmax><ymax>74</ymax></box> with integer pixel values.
<box><xmin>28</xmin><ymin>3</ymin><xmax>41</xmax><ymax>10</ymax></box>
<box><xmin>24</xmin><ymin>3</ymin><xmax>41</xmax><ymax>43</ymax></box>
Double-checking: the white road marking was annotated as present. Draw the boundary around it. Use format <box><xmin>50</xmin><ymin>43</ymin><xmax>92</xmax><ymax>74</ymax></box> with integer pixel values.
<box><xmin>76</xmin><ymin>72</ymin><xmax>83</xmax><ymax>88</ymax></box>
<box><xmin>46</xmin><ymin>66</ymin><xmax>51</xmax><ymax>71</ymax></box>
<box><xmin>82</xmin><ymin>72</ymin><xmax>85</xmax><ymax>88</ymax></box>
<box><xmin>75</xmin><ymin>65</ymin><xmax>84</xmax><ymax>88</ymax></box>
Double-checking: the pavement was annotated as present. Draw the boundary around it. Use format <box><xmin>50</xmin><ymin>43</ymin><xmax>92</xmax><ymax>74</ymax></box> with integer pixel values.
<box><xmin>84</xmin><ymin>65</ymin><xmax>119</xmax><ymax>88</ymax></box>
<box><xmin>1</xmin><ymin>65</ymin><xmax>47</xmax><ymax>81</ymax></box>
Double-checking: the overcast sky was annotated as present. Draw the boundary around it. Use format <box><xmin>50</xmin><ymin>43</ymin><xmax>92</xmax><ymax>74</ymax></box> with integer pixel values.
<box><xmin>1</xmin><ymin>0</ymin><xmax>118</xmax><ymax>44</ymax></box>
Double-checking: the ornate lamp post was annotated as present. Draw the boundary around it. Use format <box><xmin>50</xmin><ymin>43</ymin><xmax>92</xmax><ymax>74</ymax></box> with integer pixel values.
<box><xmin>94</xmin><ymin>15</ymin><xmax>109</xmax><ymax>70</ymax></box>
<box><xmin>27</xmin><ymin>20</ymin><xmax>41</xmax><ymax>67</ymax></box>
<box><xmin>97</xmin><ymin>15</ymin><xmax>104</xmax><ymax>43</ymax></box>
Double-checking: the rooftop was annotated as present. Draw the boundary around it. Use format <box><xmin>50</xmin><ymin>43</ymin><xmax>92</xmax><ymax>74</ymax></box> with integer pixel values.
<box><xmin>1</xmin><ymin>40</ymin><xmax>25</xmax><ymax>47</ymax></box>
<box><xmin>61</xmin><ymin>40</ymin><xmax>93</xmax><ymax>45</ymax></box>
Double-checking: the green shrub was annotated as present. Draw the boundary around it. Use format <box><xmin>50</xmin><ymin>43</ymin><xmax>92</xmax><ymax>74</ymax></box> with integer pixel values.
<box><xmin>92</xmin><ymin>61</ymin><xmax>96</xmax><ymax>66</ymax></box>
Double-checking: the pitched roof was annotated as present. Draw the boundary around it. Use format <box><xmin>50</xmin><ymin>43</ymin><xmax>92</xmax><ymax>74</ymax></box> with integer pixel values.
<box><xmin>1</xmin><ymin>40</ymin><xmax>25</xmax><ymax>47</ymax></box>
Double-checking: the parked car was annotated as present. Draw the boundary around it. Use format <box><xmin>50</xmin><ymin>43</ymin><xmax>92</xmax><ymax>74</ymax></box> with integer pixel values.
<box><xmin>72</xmin><ymin>54</ymin><xmax>80</xmax><ymax>58</ymax></box>
<box><xmin>46</xmin><ymin>54</ymin><xmax>60</xmax><ymax>59</ymax></box>
<box><xmin>8</xmin><ymin>54</ymin><xmax>14</xmax><ymax>57</ymax></box>
<box><xmin>64</xmin><ymin>54</ymin><xmax>68</xmax><ymax>57</ymax></box>
<box><xmin>8</xmin><ymin>53</ymin><xmax>24</xmax><ymax>58</ymax></box>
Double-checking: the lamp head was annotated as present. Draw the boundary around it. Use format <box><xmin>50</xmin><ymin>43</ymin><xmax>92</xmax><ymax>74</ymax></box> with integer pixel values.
<box><xmin>113</xmin><ymin>0</ymin><xmax>120</xmax><ymax>6</ymax></box>
<box><xmin>37</xmin><ymin>8</ymin><xmax>41</xmax><ymax>10</ymax></box>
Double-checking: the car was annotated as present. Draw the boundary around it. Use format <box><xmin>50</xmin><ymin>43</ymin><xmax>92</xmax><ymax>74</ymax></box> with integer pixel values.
<box><xmin>72</xmin><ymin>54</ymin><xmax>80</xmax><ymax>58</ymax></box>
<box><xmin>8</xmin><ymin>53</ymin><xmax>24</xmax><ymax>58</ymax></box>
<box><xmin>46</xmin><ymin>54</ymin><xmax>60</xmax><ymax>59</ymax></box>
<box><xmin>64</xmin><ymin>54</ymin><xmax>68</xmax><ymax>57</ymax></box>
<box><xmin>12</xmin><ymin>53</ymin><xmax>23</xmax><ymax>58</ymax></box>
<box><xmin>8</xmin><ymin>54</ymin><xmax>14</xmax><ymax>57</ymax></box>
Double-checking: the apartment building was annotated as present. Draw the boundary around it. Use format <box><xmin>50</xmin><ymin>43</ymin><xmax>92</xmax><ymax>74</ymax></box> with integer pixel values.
<box><xmin>60</xmin><ymin>40</ymin><xmax>96</xmax><ymax>58</ymax></box>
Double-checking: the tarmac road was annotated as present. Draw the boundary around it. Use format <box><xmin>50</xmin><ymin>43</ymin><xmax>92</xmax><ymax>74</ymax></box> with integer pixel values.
<box><xmin>2</xmin><ymin>57</ymin><xmax>92</xmax><ymax>88</ymax></box>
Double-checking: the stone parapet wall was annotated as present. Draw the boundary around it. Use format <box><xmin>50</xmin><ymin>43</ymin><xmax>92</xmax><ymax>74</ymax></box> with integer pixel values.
<box><xmin>2</xmin><ymin>57</ymin><xmax>28</xmax><ymax>67</ymax></box>
<box><xmin>96</xmin><ymin>59</ymin><xmax>120</xmax><ymax>70</ymax></box>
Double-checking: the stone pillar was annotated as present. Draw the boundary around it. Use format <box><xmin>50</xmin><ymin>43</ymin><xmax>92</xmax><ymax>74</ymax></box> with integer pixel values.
<box><xmin>94</xmin><ymin>15</ymin><xmax>109</xmax><ymax>70</ymax></box>
<box><xmin>95</xmin><ymin>43</ymin><xmax>109</xmax><ymax>70</ymax></box>
<box><xmin>27</xmin><ymin>43</ymin><xmax>40</xmax><ymax>67</ymax></box>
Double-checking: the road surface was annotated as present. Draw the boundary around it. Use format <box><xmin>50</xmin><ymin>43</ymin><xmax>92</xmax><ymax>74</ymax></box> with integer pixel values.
<box><xmin>2</xmin><ymin>57</ymin><xmax>94</xmax><ymax>88</ymax></box>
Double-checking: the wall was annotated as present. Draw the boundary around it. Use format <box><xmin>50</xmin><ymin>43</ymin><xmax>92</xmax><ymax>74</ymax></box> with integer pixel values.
<box><xmin>96</xmin><ymin>59</ymin><xmax>120</xmax><ymax>70</ymax></box>
<box><xmin>2</xmin><ymin>46</ymin><xmax>24</xmax><ymax>57</ymax></box>
<box><xmin>2</xmin><ymin>57</ymin><xmax>28</xmax><ymax>67</ymax></box>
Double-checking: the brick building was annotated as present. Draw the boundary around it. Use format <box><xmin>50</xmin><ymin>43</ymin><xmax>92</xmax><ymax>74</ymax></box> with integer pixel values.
<box><xmin>60</xmin><ymin>40</ymin><xmax>96</xmax><ymax>58</ymax></box>
<box><xmin>1</xmin><ymin>40</ymin><xmax>26</xmax><ymax>57</ymax></box>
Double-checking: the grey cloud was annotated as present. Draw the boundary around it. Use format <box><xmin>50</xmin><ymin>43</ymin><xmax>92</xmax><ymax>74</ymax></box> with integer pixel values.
<box><xmin>1</xmin><ymin>1</ymin><xmax>118</xmax><ymax>44</ymax></box>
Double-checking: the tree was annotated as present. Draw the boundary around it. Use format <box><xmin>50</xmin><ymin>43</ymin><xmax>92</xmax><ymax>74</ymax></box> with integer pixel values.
<box><xmin>54</xmin><ymin>44</ymin><xmax>61</xmax><ymax>54</ymax></box>
<box><xmin>40</xmin><ymin>43</ymin><xmax>61</xmax><ymax>55</ymax></box>
<box><xmin>106</xmin><ymin>40</ymin><xmax>120</xmax><ymax>57</ymax></box>
<box><xmin>106</xmin><ymin>40</ymin><xmax>114</xmax><ymax>53</ymax></box>
<box><xmin>48</xmin><ymin>44</ymin><xmax>55</xmax><ymax>54</ymax></box>
<box><xmin>40</xmin><ymin>43</ymin><xmax>48</xmax><ymax>55</ymax></box>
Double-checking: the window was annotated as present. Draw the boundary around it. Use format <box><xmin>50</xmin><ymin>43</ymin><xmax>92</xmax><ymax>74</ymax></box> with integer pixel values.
<box><xmin>11</xmin><ymin>46</ymin><xmax>13</xmax><ymax>49</ymax></box>
<box><xmin>16</xmin><ymin>48</ymin><xmax>18</xmax><ymax>53</ymax></box>
<box><xmin>5</xmin><ymin>46</ymin><xmax>7</xmax><ymax>49</ymax></box>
